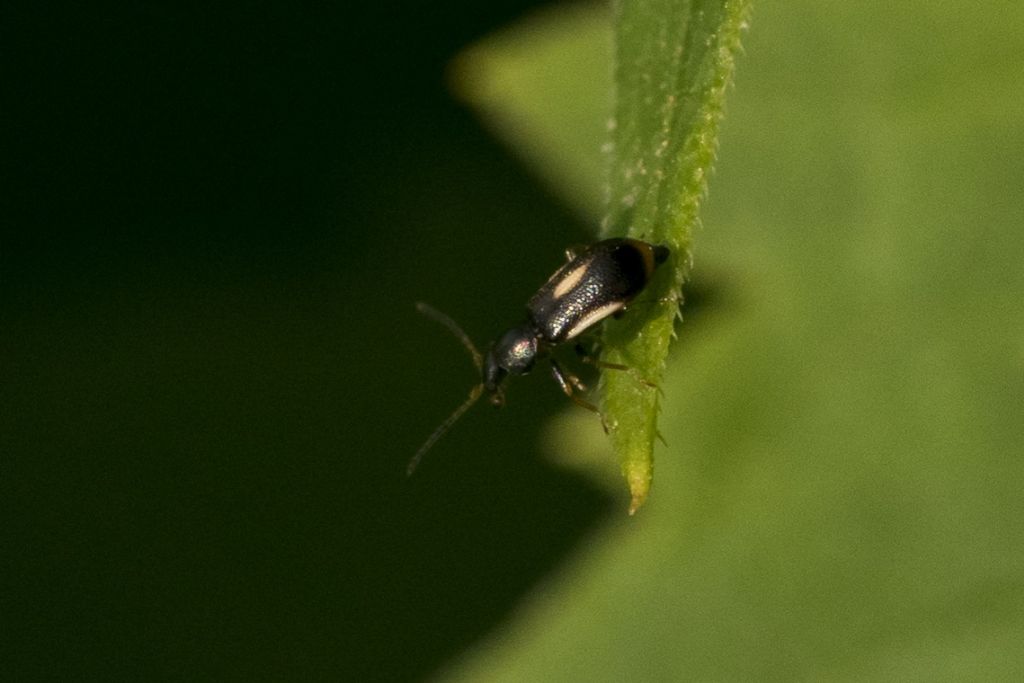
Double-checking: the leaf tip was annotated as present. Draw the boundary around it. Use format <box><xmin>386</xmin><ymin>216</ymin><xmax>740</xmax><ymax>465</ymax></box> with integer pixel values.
<box><xmin>626</xmin><ymin>464</ymin><xmax>651</xmax><ymax>515</ymax></box>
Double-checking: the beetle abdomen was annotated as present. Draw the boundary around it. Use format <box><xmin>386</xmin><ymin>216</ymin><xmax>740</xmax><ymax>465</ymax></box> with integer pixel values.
<box><xmin>527</xmin><ymin>238</ymin><xmax>667</xmax><ymax>343</ymax></box>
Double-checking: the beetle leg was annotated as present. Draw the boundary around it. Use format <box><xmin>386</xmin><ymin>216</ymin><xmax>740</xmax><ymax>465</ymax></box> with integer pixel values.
<box><xmin>574</xmin><ymin>344</ymin><xmax>658</xmax><ymax>389</ymax></box>
<box><xmin>574</xmin><ymin>343</ymin><xmax>629</xmax><ymax>371</ymax></box>
<box><xmin>550</xmin><ymin>360</ymin><xmax>610</xmax><ymax>433</ymax></box>
<box><xmin>563</xmin><ymin>244</ymin><xmax>584</xmax><ymax>261</ymax></box>
<box><xmin>566</xmin><ymin>364</ymin><xmax>588</xmax><ymax>392</ymax></box>
<box><xmin>550</xmin><ymin>360</ymin><xmax>590</xmax><ymax>401</ymax></box>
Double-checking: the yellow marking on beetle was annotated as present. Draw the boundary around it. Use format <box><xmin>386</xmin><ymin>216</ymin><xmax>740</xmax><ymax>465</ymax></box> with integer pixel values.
<box><xmin>565</xmin><ymin>301</ymin><xmax>625</xmax><ymax>340</ymax></box>
<box><xmin>552</xmin><ymin>264</ymin><xmax>588</xmax><ymax>300</ymax></box>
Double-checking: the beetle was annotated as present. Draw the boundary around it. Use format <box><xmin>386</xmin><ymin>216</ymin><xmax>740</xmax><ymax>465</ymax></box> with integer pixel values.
<box><xmin>408</xmin><ymin>237</ymin><xmax>670</xmax><ymax>474</ymax></box>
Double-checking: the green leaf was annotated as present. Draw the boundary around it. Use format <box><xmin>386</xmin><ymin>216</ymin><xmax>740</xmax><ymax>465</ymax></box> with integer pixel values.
<box><xmin>601</xmin><ymin>0</ymin><xmax>752</xmax><ymax>513</ymax></box>
<box><xmin>445</xmin><ymin>0</ymin><xmax>1024</xmax><ymax>679</ymax></box>
<box><xmin>455</xmin><ymin>0</ymin><xmax>751</xmax><ymax>512</ymax></box>
<box><xmin>451</xmin><ymin>3</ymin><xmax>612</xmax><ymax>222</ymax></box>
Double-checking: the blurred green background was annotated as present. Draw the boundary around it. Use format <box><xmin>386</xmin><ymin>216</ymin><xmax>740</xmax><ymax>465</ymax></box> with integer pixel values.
<box><xmin>4</xmin><ymin>1</ymin><xmax>1024</xmax><ymax>681</ymax></box>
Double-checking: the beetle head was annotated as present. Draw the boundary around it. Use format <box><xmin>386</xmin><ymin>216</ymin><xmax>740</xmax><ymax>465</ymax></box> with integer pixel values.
<box><xmin>484</xmin><ymin>324</ymin><xmax>538</xmax><ymax>401</ymax></box>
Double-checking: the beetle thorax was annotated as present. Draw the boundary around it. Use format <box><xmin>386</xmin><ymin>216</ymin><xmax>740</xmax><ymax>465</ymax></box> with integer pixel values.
<box><xmin>484</xmin><ymin>324</ymin><xmax>539</xmax><ymax>394</ymax></box>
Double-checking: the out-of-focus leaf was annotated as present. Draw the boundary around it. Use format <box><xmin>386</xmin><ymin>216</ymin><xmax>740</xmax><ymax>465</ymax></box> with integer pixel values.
<box><xmin>443</xmin><ymin>0</ymin><xmax>1024</xmax><ymax>680</ymax></box>
<box><xmin>451</xmin><ymin>3</ymin><xmax>612</xmax><ymax>221</ymax></box>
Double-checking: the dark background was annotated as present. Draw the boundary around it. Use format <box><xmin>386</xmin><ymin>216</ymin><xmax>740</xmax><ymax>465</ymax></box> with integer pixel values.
<box><xmin>2</xmin><ymin>2</ymin><xmax>620</xmax><ymax>680</ymax></box>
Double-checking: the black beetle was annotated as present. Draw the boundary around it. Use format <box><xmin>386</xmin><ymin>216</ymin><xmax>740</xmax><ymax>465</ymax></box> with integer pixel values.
<box><xmin>409</xmin><ymin>238</ymin><xmax>669</xmax><ymax>474</ymax></box>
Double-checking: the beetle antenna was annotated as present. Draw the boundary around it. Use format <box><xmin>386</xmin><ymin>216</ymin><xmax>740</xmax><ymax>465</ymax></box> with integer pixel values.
<box><xmin>407</xmin><ymin>384</ymin><xmax>483</xmax><ymax>475</ymax></box>
<box><xmin>415</xmin><ymin>302</ymin><xmax>483</xmax><ymax>372</ymax></box>
<box><xmin>409</xmin><ymin>302</ymin><xmax>487</xmax><ymax>474</ymax></box>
